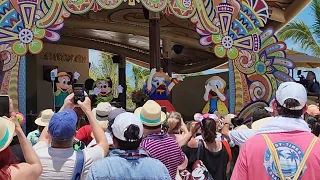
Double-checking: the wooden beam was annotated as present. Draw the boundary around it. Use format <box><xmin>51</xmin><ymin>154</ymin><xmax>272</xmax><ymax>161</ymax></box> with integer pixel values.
<box><xmin>269</xmin><ymin>7</ymin><xmax>285</xmax><ymax>23</ymax></box>
<box><xmin>47</xmin><ymin>36</ymin><xmax>150</xmax><ymax>63</ymax></box>
<box><xmin>47</xmin><ymin>36</ymin><xmax>226</xmax><ymax>74</ymax></box>
<box><xmin>63</xmin><ymin>18</ymin><xmax>210</xmax><ymax>52</ymax></box>
<box><xmin>272</xmin><ymin>0</ymin><xmax>312</xmax><ymax>32</ymax></box>
<box><xmin>149</xmin><ymin>12</ymin><xmax>161</xmax><ymax>70</ymax></box>
<box><xmin>118</xmin><ymin>55</ymin><xmax>126</xmax><ymax>109</ymax></box>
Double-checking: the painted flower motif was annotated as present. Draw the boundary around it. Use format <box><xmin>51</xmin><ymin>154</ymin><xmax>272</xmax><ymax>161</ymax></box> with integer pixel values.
<box><xmin>212</xmin><ymin>34</ymin><xmax>239</xmax><ymax>60</ymax></box>
<box><xmin>12</xmin><ymin>27</ymin><xmax>45</xmax><ymax>56</ymax></box>
<box><xmin>0</xmin><ymin>0</ymin><xmax>46</xmax><ymax>56</ymax></box>
<box><xmin>254</xmin><ymin>51</ymin><xmax>275</xmax><ymax>75</ymax></box>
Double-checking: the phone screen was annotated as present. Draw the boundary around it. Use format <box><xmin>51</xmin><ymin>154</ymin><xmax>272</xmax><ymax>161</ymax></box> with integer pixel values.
<box><xmin>73</xmin><ymin>83</ymin><xmax>84</xmax><ymax>104</ymax></box>
<box><xmin>0</xmin><ymin>95</ymin><xmax>9</xmax><ymax>117</ymax></box>
<box><xmin>161</xmin><ymin>106</ymin><xmax>167</xmax><ymax>114</ymax></box>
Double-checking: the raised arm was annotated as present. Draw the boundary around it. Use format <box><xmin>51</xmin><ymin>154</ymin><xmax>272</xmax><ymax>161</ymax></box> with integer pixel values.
<box><xmin>59</xmin><ymin>93</ymin><xmax>75</xmax><ymax>112</ymax></box>
<box><xmin>204</xmin><ymin>84</ymin><xmax>211</xmax><ymax>101</ymax></box>
<box><xmin>78</xmin><ymin>94</ymin><xmax>109</xmax><ymax>156</ymax></box>
<box><xmin>8</xmin><ymin>100</ymin><xmax>42</xmax><ymax>178</ymax></box>
<box><xmin>147</xmin><ymin>68</ymin><xmax>157</xmax><ymax>91</ymax></box>
<box><xmin>176</xmin><ymin>122</ymin><xmax>200</xmax><ymax>147</ymax></box>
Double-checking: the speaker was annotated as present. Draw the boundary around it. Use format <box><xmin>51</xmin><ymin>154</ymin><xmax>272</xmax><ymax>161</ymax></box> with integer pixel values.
<box><xmin>112</xmin><ymin>55</ymin><xmax>122</xmax><ymax>64</ymax></box>
<box><xmin>43</xmin><ymin>66</ymin><xmax>58</xmax><ymax>82</ymax></box>
<box><xmin>172</xmin><ymin>45</ymin><xmax>184</xmax><ymax>55</ymax></box>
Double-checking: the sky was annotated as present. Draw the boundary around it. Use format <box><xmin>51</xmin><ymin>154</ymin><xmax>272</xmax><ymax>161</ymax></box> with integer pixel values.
<box><xmin>89</xmin><ymin>2</ymin><xmax>319</xmax><ymax>80</ymax></box>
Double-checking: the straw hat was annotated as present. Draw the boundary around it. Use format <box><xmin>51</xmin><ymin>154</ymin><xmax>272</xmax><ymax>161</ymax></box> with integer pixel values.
<box><xmin>251</xmin><ymin>117</ymin><xmax>274</xmax><ymax>131</ymax></box>
<box><xmin>35</xmin><ymin>109</ymin><xmax>54</xmax><ymax>127</ymax></box>
<box><xmin>97</xmin><ymin>121</ymin><xmax>109</xmax><ymax>132</ymax></box>
<box><xmin>134</xmin><ymin>100</ymin><xmax>166</xmax><ymax>127</ymax></box>
<box><xmin>57</xmin><ymin>72</ymin><xmax>71</xmax><ymax>78</ymax></box>
<box><xmin>0</xmin><ymin>117</ymin><xmax>15</xmax><ymax>152</ymax></box>
<box><xmin>306</xmin><ymin>105</ymin><xmax>320</xmax><ymax>116</ymax></box>
<box><xmin>264</xmin><ymin>103</ymin><xmax>273</xmax><ymax>113</ymax></box>
<box><xmin>92</xmin><ymin>102</ymin><xmax>114</xmax><ymax>121</ymax></box>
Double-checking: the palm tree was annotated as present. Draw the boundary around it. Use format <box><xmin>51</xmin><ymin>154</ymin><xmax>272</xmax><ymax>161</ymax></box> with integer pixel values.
<box><xmin>277</xmin><ymin>0</ymin><xmax>320</xmax><ymax>57</ymax></box>
<box><xmin>90</xmin><ymin>52</ymin><xmax>119</xmax><ymax>96</ymax></box>
<box><xmin>276</xmin><ymin>149</ymin><xmax>286</xmax><ymax>159</ymax></box>
<box><xmin>132</xmin><ymin>64</ymin><xmax>149</xmax><ymax>91</ymax></box>
<box><xmin>287</xmin><ymin>150</ymin><xmax>299</xmax><ymax>166</ymax></box>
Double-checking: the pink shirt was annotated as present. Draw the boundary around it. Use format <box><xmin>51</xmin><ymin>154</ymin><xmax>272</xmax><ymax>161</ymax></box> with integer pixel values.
<box><xmin>232</xmin><ymin>131</ymin><xmax>320</xmax><ymax>180</ymax></box>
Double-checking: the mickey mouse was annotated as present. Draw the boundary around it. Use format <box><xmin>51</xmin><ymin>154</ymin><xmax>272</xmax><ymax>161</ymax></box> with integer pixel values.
<box><xmin>54</xmin><ymin>71</ymin><xmax>80</xmax><ymax>112</ymax></box>
<box><xmin>84</xmin><ymin>78</ymin><xmax>114</xmax><ymax>106</ymax></box>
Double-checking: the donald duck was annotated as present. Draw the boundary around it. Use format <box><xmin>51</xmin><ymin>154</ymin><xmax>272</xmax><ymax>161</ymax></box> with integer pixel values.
<box><xmin>202</xmin><ymin>76</ymin><xmax>229</xmax><ymax>115</ymax></box>
<box><xmin>143</xmin><ymin>68</ymin><xmax>184</xmax><ymax>112</ymax></box>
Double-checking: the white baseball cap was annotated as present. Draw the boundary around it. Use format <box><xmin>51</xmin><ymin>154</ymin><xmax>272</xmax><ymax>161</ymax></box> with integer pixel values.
<box><xmin>111</xmin><ymin>112</ymin><xmax>143</xmax><ymax>142</ymax></box>
<box><xmin>276</xmin><ymin>82</ymin><xmax>307</xmax><ymax>110</ymax></box>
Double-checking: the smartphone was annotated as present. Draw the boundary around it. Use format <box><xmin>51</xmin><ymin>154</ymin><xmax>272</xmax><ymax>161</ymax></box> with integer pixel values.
<box><xmin>73</xmin><ymin>83</ymin><xmax>84</xmax><ymax>104</ymax></box>
<box><xmin>0</xmin><ymin>95</ymin><xmax>9</xmax><ymax>117</ymax></box>
<box><xmin>161</xmin><ymin>106</ymin><xmax>167</xmax><ymax>114</ymax></box>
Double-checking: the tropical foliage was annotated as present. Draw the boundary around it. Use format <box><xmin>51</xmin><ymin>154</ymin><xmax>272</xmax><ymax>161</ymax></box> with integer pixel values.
<box><xmin>90</xmin><ymin>52</ymin><xmax>119</xmax><ymax>97</ymax></box>
<box><xmin>131</xmin><ymin>63</ymin><xmax>150</xmax><ymax>91</ymax></box>
<box><xmin>277</xmin><ymin>0</ymin><xmax>320</xmax><ymax>57</ymax></box>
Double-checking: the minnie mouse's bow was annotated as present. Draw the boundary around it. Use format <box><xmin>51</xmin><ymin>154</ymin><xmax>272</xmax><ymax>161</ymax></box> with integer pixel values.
<box><xmin>194</xmin><ymin>113</ymin><xmax>218</xmax><ymax>122</ymax></box>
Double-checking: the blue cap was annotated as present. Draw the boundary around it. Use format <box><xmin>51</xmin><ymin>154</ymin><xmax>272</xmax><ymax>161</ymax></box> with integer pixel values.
<box><xmin>48</xmin><ymin>109</ymin><xmax>77</xmax><ymax>141</ymax></box>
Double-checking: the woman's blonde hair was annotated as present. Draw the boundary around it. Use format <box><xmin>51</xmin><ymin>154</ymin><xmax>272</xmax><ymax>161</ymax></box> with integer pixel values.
<box><xmin>167</xmin><ymin>112</ymin><xmax>183</xmax><ymax>132</ymax></box>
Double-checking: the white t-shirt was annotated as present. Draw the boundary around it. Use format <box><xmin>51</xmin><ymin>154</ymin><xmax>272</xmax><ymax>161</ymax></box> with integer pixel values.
<box><xmin>229</xmin><ymin>129</ymin><xmax>254</xmax><ymax>147</ymax></box>
<box><xmin>33</xmin><ymin>141</ymin><xmax>104</xmax><ymax>180</ymax></box>
<box><xmin>87</xmin><ymin>132</ymin><xmax>113</xmax><ymax>147</ymax></box>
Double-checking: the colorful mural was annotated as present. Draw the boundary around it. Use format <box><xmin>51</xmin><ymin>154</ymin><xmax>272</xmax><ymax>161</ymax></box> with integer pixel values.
<box><xmin>0</xmin><ymin>0</ymin><xmax>295</xmax><ymax>118</ymax></box>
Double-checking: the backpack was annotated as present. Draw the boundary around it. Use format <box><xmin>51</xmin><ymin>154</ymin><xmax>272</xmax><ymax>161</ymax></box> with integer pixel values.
<box><xmin>177</xmin><ymin>140</ymin><xmax>232</xmax><ymax>180</ymax></box>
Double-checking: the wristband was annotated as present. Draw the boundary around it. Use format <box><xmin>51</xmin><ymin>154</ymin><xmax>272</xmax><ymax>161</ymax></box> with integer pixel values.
<box><xmin>172</xmin><ymin>78</ymin><xmax>179</xmax><ymax>85</ymax></box>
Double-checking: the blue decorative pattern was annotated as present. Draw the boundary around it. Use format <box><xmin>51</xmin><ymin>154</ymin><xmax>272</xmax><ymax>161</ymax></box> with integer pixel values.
<box><xmin>228</xmin><ymin>60</ymin><xmax>235</xmax><ymax>113</ymax></box>
<box><xmin>18</xmin><ymin>56</ymin><xmax>26</xmax><ymax>132</ymax></box>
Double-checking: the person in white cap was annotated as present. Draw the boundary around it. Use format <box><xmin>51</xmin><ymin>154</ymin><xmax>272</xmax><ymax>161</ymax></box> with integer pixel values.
<box><xmin>232</xmin><ymin>82</ymin><xmax>320</xmax><ymax>180</ymax></box>
<box><xmin>87</xmin><ymin>112</ymin><xmax>171</xmax><ymax>180</ymax></box>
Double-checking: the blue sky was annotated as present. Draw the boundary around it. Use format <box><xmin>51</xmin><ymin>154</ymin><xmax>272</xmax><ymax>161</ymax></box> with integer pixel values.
<box><xmin>284</xmin><ymin>4</ymin><xmax>313</xmax><ymax>54</ymax></box>
<box><xmin>89</xmin><ymin>3</ymin><xmax>319</xmax><ymax>80</ymax></box>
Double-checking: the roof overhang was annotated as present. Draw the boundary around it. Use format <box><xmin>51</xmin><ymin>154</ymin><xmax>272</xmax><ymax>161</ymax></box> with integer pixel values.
<box><xmin>51</xmin><ymin>0</ymin><xmax>311</xmax><ymax>73</ymax></box>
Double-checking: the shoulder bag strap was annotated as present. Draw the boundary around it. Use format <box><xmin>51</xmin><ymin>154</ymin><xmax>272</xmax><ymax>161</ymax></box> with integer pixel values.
<box><xmin>71</xmin><ymin>150</ymin><xmax>85</xmax><ymax>180</ymax></box>
<box><xmin>221</xmin><ymin>140</ymin><xmax>232</xmax><ymax>163</ymax></box>
<box><xmin>197</xmin><ymin>139</ymin><xmax>204</xmax><ymax>160</ymax></box>
<box><xmin>262</xmin><ymin>134</ymin><xmax>318</xmax><ymax>180</ymax></box>
<box><xmin>292</xmin><ymin>136</ymin><xmax>318</xmax><ymax>180</ymax></box>
<box><xmin>262</xmin><ymin>134</ymin><xmax>285</xmax><ymax>180</ymax></box>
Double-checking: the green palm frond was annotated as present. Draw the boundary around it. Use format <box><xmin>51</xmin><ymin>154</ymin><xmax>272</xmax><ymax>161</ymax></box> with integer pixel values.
<box><xmin>311</xmin><ymin>0</ymin><xmax>320</xmax><ymax>39</ymax></box>
<box><xmin>278</xmin><ymin>21</ymin><xmax>320</xmax><ymax>57</ymax></box>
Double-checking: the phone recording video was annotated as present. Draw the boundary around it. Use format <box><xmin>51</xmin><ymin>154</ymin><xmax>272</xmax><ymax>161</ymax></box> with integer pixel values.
<box><xmin>0</xmin><ymin>95</ymin><xmax>9</xmax><ymax>117</ymax></box>
<box><xmin>73</xmin><ymin>83</ymin><xmax>84</xmax><ymax>104</ymax></box>
<box><xmin>161</xmin><ymin>106</ymin><xmax>167</xmax><ymax>114</ymax></box>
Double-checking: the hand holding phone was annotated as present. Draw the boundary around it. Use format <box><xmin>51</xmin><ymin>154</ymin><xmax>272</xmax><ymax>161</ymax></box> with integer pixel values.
<box><xmin>0</xmin><ymin>95</ymin><xmax>10</xmax><ymax>117</ymax></box>
<box><xmin>73</xmin><ymin>83</ymin><xmax>85</xmax><ymax>104</ymax></box>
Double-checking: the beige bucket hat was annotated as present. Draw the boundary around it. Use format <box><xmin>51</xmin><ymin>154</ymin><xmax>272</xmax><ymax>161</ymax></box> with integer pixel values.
<box><xmin>35</xmin><ymin>109</ymin><xmax>54</xmax><ymax>127</ymax></box>
<box><xmin>134</xmin><ymin>100</ymin><xmax>166</xmax><ymax>127</ymax></box>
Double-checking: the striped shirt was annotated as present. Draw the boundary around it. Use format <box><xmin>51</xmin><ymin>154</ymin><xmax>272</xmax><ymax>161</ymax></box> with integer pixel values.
<box><xmin>140</xmin><ymin>133</ymin><xmax>185</xmax><ymax>179</ymax></box>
